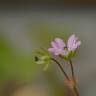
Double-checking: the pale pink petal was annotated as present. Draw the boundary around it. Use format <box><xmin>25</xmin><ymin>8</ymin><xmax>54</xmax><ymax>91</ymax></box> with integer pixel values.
<box><xmin>48</xmin><ymin>48</ymin><xmax>55</xmax><ymax>53</ymax></box>
<box><xmin>48</xmin><ymin>38</ymin><xmax>66</xmax><ymax>56</ymax></box>
<box><xmin>76</xmin><ymin>41</ymin><xmax>81</xmax><ymax>47</ymax></box>
<box><xmin>51</xmin><ymin>41</ymin><xmax>57</xmax><ymax>48</ymax></box>
<box><xmin>54</xmin><ymin>38</ymin><xmax>66</xmax><ymax>48</ymax></box>
<box><xmin>67</xmin><ymin>34</ymin><xmax>76</xmax><ymax>48</ymax></box>
<box><xmin>54</xmin><ymin>52</ymin><xmax>60</xmax><ymax>55</ymax></box>
<box><xmin>67</xmin><ymin>34</ymin><xmax>81</xmax><ymax>51</ymax></box>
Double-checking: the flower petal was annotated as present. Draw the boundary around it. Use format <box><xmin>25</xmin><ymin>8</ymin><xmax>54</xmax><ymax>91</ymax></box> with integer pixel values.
<box><xmin>67</xmin><ymin>34</ymin><xmax>81</xmax><ymax>51</ymax></box>
<box><xmin>48</xmin><ymin>48</ymin><xmax>55</xmax><ymax>53</ymax></box>
<box><xmin>51</xmin><ymin>41</ymin><xmax>56</xmax><ymax>48</ymax></box>
<box><xmin>76</xmin><ymin>41</ymin><xmax>82</xmax><ymax>47</ymax></box>
<box><xmin>54</xmin><ymin>38</ymin><xmax>66</xmax><ymax>48</ymax></box>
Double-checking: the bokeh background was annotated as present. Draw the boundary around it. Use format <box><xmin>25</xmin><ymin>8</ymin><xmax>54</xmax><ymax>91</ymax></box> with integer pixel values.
<box><xmin>0</xmin><ymin>1</ymin><xmax>96</xmax><ymax>96</ymax></box>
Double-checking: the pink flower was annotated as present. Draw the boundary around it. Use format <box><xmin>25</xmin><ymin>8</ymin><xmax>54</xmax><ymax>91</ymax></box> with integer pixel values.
<box><xmin>48</xmin><ymin>38</ymin><xmax>68</xmax><ymax>55</ymax></box>
<box><xmin>67</xmin><ymin>34</ymin><xmax>81</xmax><ymax>51</ymax></box>
<box><xmin>48</xmin><ymin>34</ymin><xmax>81</xmax><ymax>56</ymax></box>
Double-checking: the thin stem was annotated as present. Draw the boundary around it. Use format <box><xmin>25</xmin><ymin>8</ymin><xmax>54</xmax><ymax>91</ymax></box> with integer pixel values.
<box><xmin>73</xmin><ymin>86</ymin><xmax>79</xmax><ymax>96</ymax></box>
<box><xmin>69</xmin><ymin>59</ymin><xmax>75</xmax><ymax>82</ymax></box>
<box><xmin>51</xmin><ymin>58</ymin><xmax>70</xmax><ymax>81</ymax></box>
<box><xmin>69</xmin><ymin>59</ymin><xmax>79</xmax><ymax>96</ymax></box>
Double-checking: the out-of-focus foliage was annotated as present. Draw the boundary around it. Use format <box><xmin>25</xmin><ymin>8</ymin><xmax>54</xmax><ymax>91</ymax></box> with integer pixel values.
<box><xmin>0</xmin><ymin>25</ymin><xmax>71</xmax><ymax>96</ymax></box>
<box><xmin>0</xmin><ymin>32</ymin><xmax>37</xmax><ymax>83</ymax></box>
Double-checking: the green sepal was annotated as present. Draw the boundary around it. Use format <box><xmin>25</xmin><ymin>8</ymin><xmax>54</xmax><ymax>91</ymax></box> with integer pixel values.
<box><xmin>43</xmin><ymin>62</ymin><xmax>50</xmax><ymax>71</ymax></box>
<box><xmin>60</xmin><ymin>51</ymin><xmax>76</xmax><ymax>61</ymax></box>
<box><xmin>67</xmin><ymin>51</ymin><xmax>76</xmax><ymax>60</ymax></box>
<box><xmin>35</xmin><ymin>49</ymin><xmax>51</xmax><ymax>71</ymax></box>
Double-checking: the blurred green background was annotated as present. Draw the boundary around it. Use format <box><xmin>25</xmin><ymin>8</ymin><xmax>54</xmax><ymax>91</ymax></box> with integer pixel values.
<box><xmin>0</xmin><ymin>8</ymin><xmax>96</xmax><ymax>96</ymax></box>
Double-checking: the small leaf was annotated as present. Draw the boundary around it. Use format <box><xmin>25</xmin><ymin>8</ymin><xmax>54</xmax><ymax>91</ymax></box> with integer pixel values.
<box><xmin>36</xmin><ymin>60</ymin><xmax>45</xmax><ymax>64</ymax></box>
<box><xmin>43</xmin><ymin>63</ymin><xmax>49</xmax><ymax>71</ymax></box>
<box><xmin>40</xmin><ymin>56</ymin><xmax>49</xmax><ymax>60</ymax></box>
<box><xmin>36</xmin><ymin>50</ymin><xmax>46</xmax><ymax>56</ymax></box>
<box><xmin>35</xmin><ymin>49</ymin><xmax>51</xmax><ymax>70</ymax></box>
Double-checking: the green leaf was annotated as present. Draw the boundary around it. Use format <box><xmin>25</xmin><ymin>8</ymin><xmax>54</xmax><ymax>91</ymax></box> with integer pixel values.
<box><xmin>36</xmin><ymin>60</ymin><xmax>45</xmax><ymax>64</ymax></box>
<box><xmin>43</xmin><ymin>63</ymin><xmax>49</xmax><ymax>71</ymax></box>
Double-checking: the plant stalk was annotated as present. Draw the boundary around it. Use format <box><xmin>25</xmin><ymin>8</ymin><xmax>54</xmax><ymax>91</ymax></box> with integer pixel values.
<box><xmin>51</xmin><ymin>58</ymin><xmax>70</xmax><ymax>81</ymax></box>
<box><xmin>69</xmin><ymin>59</ymin><xmax>79</xmax><ymax>96</ymax></box>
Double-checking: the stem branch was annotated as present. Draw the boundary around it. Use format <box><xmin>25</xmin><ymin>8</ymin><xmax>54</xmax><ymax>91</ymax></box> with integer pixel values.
<box><xmin>51</xmin><ymin>58</ymin><xmax>70</xmax><ymax>81</ymax></box>
<box><xmin>69</xmin><ymin>59</ymin><xmax>75</xmax><ymax>82</ymax></box>
<box><xmin>73</xmin><ymin>86</ymin><xmax>79</xmax><ymax>96</ymax></box>
<box><xmin>69</xmin><ymin>59</ymin><xmax>79</xmax><ymax>96</ymax></box>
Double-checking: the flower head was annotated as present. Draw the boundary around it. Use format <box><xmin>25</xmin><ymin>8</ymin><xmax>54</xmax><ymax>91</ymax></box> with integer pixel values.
<box><xmin>48</xmin><ymin>34</ymin><xmax>81</xmax><ymax>58</ymax></box>
<box><xmin>67</xmin><ymin>34</ymin><xmax>81</xmax><ymax>52</ymax></box>
<box><xmin>48</xmin><ymin>38</ymin><xmax>68</xmax><ymax>56</ymax></box>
